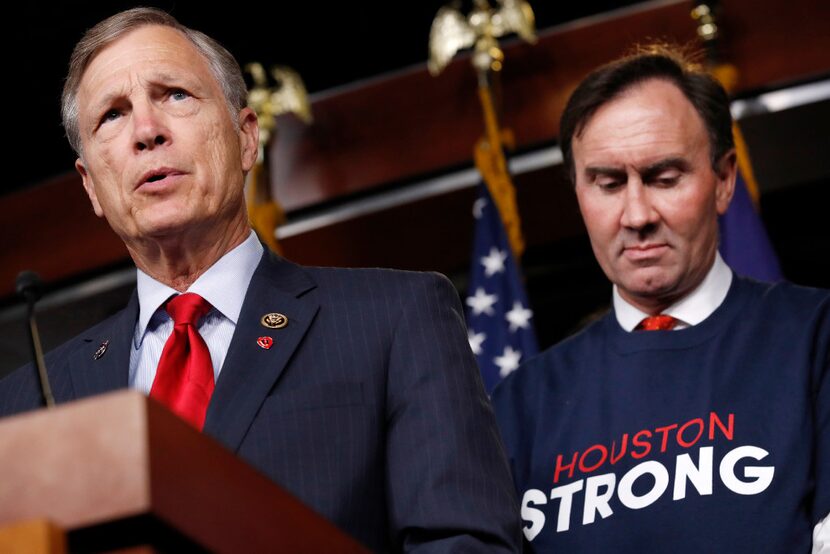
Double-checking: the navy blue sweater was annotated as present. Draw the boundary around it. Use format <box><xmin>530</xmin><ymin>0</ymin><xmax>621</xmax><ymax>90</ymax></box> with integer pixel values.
<box><xmin>493</xmin><ymin>276</ymin><xmax>830</xmax><ymax>552</ymax></box>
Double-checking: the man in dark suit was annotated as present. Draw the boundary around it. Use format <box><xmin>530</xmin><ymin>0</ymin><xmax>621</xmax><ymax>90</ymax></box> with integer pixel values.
<box><xmin>0</xmin><ymin>8</ymin><xmax>521</xmax><ymax>552</ymax></box>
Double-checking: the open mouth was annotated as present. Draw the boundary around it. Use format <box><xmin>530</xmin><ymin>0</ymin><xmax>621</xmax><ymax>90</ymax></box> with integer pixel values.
<box><xmin>137</xmin><ymin>168</ymin><xmax>184</xmax><ymax>189</ymax></box>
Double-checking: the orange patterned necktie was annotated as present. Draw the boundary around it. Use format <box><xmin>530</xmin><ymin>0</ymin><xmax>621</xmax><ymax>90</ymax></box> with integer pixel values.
<box><xmin>150</xmin><ymin>293</ymin><xmax>215</xmax><ymax>429</ymax></box>
<box><xmin>636</xmin><ymin>314</ymin><xmax>678</xmax><ymax>331</ymax></box>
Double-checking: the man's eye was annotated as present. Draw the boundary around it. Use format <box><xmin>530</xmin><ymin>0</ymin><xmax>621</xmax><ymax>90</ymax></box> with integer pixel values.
<box><xmin>655</xmin><ymin>175</ymin><xmax>680</xmax><ymax>187</ymax></box>
<box><xmin>597</xmin><ymin>180</ymin><xmax>623</xmax><ymax>191</ymax></box>
<box><xmin>169</xmin><ymin>89</ymin><xmax>190</xmax><ymax>101</ymax></box>
<box><xmin>100</xmin><ymin>109</ymin><xmax>120</xmax><ymax>124</ymax></box>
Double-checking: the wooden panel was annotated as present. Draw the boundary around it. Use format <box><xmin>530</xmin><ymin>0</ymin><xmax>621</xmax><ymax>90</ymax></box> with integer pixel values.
<box><xmin>269</xmin><ymin>1</ymin><xmax>697</xmax><ymax>211</ymax></box>
<box><xmin>0</xmin><ymin>391</ymin><xmax>369</xmax><ymax>553</ymax></box>
<box><xmin>0</xmin><ymin>520</ymin><xmax>66</xmax><ymax>554</ymax></box>
<box><xmin>279</xmin><ymin>165</ymin><xmax>583</xmax><ymax>273</ymax></box>
<box><xmin>718</xmin><ymin>0</ymin><xmax>830</xmax><ymax>90</ymax></box>
<box><xmin>0</xmin><ymin>173</ymin><xmax>127</xmax><ymax>300</ymax></box>
<box><xmin>270</xmin><ymin>0</ymin><xmax>830</xmax><ymax>210</ymax></box>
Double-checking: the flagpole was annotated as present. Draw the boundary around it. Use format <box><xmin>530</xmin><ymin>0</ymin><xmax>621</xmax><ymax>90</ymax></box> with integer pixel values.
<box><xmin>243</xmin><ymin>63</ymin><xmax>313</xmax><ymax>254</ymax></box>
<box><xmin>692</xmin><ymin>0</ymin><xmax>783</xmax><ymax>281</ymax></box>
<box><xmin>428</xmin><ymin>0</ymin><xmax>540</xmax><ymax>390</ymax></box>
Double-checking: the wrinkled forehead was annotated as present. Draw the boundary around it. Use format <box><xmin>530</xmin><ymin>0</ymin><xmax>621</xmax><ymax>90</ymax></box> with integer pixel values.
<box><xmin>574</xmin><ymin>80</ymin><xmax>709</xmax><ymax>166</ymax></box>
<box><xmin>78</xmin><ymin>25</ymin><xmax>216</xmax><ymax>102</ymax></box>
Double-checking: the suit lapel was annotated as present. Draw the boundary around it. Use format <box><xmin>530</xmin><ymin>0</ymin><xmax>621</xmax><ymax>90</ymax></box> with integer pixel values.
<box><xmin>65</xmin><ymin>292</ymin><xmax>137</xmax><ymax>401</ymax></box>
<box><xmin>203</xmin><ymin>252</ymin><xmax>319</xmax><ymax>452</ymax></box>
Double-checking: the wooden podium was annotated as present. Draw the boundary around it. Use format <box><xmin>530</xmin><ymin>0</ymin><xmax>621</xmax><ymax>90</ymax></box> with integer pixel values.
<box><xmin>0</xmin><ymin>391</ymin><xmax>369</xmax><ymax>553</ymax></box>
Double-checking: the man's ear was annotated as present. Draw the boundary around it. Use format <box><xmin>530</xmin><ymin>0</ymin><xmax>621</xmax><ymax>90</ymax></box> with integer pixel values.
<box><xmin>238</xmin><ymin>107</ymin><xmax>260</xmax><ymax>173</ymax></box>
<box><xmin>714</xmin><ymin>149</ymin><xmax>737</xmax><ymax>216</ymax></box>
<box><xmin>75</xmin><ymin>158</ymin><xmax>105</xmax><ymax>218</ymax></box>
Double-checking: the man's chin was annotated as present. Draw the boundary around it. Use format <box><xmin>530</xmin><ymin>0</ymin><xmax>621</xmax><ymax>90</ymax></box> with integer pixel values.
<box><xmin>129</xmin><ymin>217</ymin><xmax>200</xmax><ymax>244</ymax></box>
<box><xmin>617</xmin><ymin>271</ymin><xmax>682</xmax><ymax>306</ymax></box>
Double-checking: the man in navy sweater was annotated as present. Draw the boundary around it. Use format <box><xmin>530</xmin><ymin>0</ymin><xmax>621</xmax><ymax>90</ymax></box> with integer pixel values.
<box><xmin>492</xmin><ymin>46</ymin><xmax>829</xmax><ymax>552</ymax></box>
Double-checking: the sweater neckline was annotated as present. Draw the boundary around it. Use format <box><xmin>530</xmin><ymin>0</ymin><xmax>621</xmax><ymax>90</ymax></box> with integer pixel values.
<box><xmin>607</xmin><ymin>275</ymin><xmax>751</xmax><ymax>354</ymax></box>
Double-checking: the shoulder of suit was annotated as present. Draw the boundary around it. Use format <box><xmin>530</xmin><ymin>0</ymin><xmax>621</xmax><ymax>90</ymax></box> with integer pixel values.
<box><xmin>303</xmin><ymin>265</ymin><xmax>453</xmax><ymax>288</ymax></box>
<box><xmin>296</xmin><ymin>266</ymin><xmax>457</xmax><ymax>313</ymax></box>
<box><xmin>0</xmin><ymin>301</ymin><xmax>132</xmax><ymax>391</ymax></box>
<box><xmin>39</xmin><ymin>303</ymin><xmax>135</xmax><ymax>367</ymax></box>
<box><xmin>263</xmin><ymin>250</ymin><xmax>454</xmax><ymax>289</ymax></box>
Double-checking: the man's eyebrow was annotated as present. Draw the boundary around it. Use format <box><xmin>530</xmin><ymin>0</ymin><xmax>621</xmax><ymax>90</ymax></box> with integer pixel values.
<box><xmin>584</xmin><ymin>166</ymin><xmax>627</xmax><ymax>180</ymax></box>
<box><xmin>87</xmin><ymin>89</ymin><xmax>127</xmax><ymax>123</ymax></box>
<box><xmin>88</xmin><ymin>82</ymin><xmax>134</xmax><ymax>118</ymax></box>
<box><xmin>87</xmin><ymin>72</ymin><xmax>199</xmax><ymax>115</ymax></box>
<box><xmin>639</xmin><ymin>157</ymin><xmax>691</xmax><ymax>181</ymax></box>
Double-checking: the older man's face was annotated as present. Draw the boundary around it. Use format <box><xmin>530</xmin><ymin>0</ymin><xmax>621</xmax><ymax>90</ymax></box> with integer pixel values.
<box><xmin>74</xmin><ymin>25</ymin><xmax>257</xmax><ymax>246</ymax></box>
<box><xmin>572</xmin><ymin>79</ymin><xmax>735</xmax><ymax>312</ymax></box>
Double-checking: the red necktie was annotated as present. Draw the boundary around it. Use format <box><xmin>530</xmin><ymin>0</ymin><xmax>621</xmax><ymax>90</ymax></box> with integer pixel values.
<box><xmin>636</xmin><ymin>314</ymin><xmax>678</xmax><ymax>331</ymax></box>
<box><xmin>150</xmin><ymin>293</ymin><xmax>215</xmax><ymax>430</ymax></box>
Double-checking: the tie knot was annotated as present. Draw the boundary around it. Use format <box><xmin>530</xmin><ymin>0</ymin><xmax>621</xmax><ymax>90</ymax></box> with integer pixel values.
<box><xmin>165</xmin><ymin>293</ymin><xmax>212</xmax><ymax>326</ymax></box>
<box><xmin>636</xmin><ymin>314</ymin><xmax>678</xmax><ymax>331</ymax></box>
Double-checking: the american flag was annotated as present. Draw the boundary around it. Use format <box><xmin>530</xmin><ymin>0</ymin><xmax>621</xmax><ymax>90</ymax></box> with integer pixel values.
<box><xmin>465</xmin><ymin>182</ymin><xmax>538</xmax><ymax>393</ymax></box>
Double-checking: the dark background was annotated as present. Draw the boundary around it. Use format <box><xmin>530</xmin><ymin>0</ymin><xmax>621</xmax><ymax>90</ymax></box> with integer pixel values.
<box><xmin>6</xmin><ymin>0</ymin><xmax>639</xmax><ymax>194</ymax></box>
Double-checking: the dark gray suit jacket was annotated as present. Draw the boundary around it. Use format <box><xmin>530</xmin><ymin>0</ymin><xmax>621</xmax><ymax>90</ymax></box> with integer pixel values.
<box><xmin>0</xmin><ymin>251</ymin><xmax>522</xmax><ymax>552</ymax></box>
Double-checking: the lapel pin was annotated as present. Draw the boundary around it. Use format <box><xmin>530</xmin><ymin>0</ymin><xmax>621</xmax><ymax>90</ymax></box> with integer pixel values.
<box><xmin>261</xmin><ymin>312</ymin><xmax>288</xmax><ymax>329</ymax></box>
<box><xmin>93</xmin><ymin>340</ymin><xmax>109</xmax><ymax>360</ymax></box>
<box><xmin>257</xmin><ymin>336</ymin><xmax>274</xmax><ymax>350</ymax></box>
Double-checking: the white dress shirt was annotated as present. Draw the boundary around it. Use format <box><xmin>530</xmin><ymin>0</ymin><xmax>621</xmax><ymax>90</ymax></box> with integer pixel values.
<box><xmin>612</xmin><ymin>252</ymin><xmax>732</xmax><ymax>331</ymax></box>
<box><xmin>129</xmin><ymin>231</ymin><xmax>264</xmax><ymax>394</ymax></box>
<box><xmin>611</xmin><ymin>252</ymin><xmax>830</xmax><ymax>552</ymax></box>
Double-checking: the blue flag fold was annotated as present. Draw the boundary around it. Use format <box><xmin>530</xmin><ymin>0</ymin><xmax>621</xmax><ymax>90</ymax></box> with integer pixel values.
<box><xmin>718</xmin><ymin>172</ymin><xmax>782</xmax><ymax>282</ymax></box>
<box><xmin>465</xmin><ymin>183</ymin><xmax>538</xmax><ymax>393</ymax></box>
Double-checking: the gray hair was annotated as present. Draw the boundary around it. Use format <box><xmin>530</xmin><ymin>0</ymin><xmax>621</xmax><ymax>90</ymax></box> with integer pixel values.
<box><xmin>61</xmin><ymin>7</ymin><xmax>248</xmax><ymax>156</ymax></box>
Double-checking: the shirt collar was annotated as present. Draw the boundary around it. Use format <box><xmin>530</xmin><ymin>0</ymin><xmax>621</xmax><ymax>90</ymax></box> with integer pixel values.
<box><xmin>613</xmin><ymin>252</ymin><xmax>733</xmax><ymax>332</ymax></box>
<box><xmin>135</xmin><ymin>231</ymin><xmax>264</xmax><ymax>343</ymax></box>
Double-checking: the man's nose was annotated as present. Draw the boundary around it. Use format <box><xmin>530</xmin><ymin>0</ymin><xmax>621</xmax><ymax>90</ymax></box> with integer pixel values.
<box><xmin>620</xmin><ymin>181</ymin><xmax>658</xmax><ymax>230</ymax></box>
<box><xmin>131</xmin><ymin>101</ymin><xmax>171</xmax><ymax>152</ymax></box>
